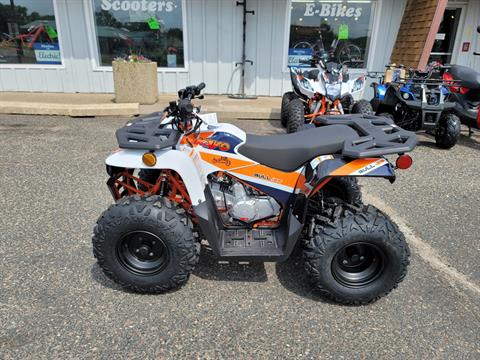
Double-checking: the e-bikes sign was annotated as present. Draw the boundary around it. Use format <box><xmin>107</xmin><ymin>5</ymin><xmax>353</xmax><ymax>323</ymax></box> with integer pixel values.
<box><xmin>302</xmin><ymin>2</ymin><xmax>364</xmax><ymax>18</ymax></box>
<box><xmin>100</xmin><ymin>0</ymin><xmax>176</xmax><ymax>12</ymax></box>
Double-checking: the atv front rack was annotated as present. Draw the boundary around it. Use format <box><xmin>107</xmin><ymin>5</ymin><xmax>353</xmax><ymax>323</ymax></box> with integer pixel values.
<box><xmin>116</xmin><ymin>113</ymin><xmax>181</xmax><ymax>150</ymax></box>
<box><xmin>314</xmin><ymin>114</ymin><xmax>417</xmax><ymax>158</ymax></box>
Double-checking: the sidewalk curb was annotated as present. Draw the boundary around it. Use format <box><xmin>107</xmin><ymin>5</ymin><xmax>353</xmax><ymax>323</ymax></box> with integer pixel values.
<box><xmin>0</xmin><ymin>101</ymin><xmax>139</xmax><ymax>117</ymax></box>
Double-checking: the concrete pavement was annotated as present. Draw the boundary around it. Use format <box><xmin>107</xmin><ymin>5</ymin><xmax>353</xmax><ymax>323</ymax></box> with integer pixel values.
<box><xmin>0</xmin><ymin>92</ymin><xmax>281</xmax><ymax>119</ymax></box>
<box><xmin>0</xmin><ymin>115</ymin><xmax>479</xmax><ymax>359</ymax></box>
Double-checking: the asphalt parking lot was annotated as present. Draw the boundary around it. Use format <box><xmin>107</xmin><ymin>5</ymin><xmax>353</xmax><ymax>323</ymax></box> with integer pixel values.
<box><xmin>1</xmin><ymin>114</ymin><xmax>479</xmax><ymax>359</ymax></box>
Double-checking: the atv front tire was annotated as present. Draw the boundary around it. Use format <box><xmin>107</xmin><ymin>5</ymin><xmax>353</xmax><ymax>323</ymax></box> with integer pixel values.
<box><xmin>303</xmin><ymin>204</ymin><xmax>409</xmax><ymax>305</ymax></box>
<box><xmin>93</xmin><ymin>195</ymin><xmax>200</xmax><ymax>293</ymax></box>
<box><xmin>435</xmin><ymin>113</ymin><xmax>460</xmax><ymax>149</ymax></box>
<box><xmin>287</xmin><ymin>98</ymin><xmax>305</xmax><ymax>133</ymax></box>
<box><xmin>351</xmin><ymin>99</ymin><xmax>374</xmax><ymax>116</ymax></box>
<box><xmin>281</xmin><ymin>92</ymin><xmax>296</xmax><ymax>127</ymax></box>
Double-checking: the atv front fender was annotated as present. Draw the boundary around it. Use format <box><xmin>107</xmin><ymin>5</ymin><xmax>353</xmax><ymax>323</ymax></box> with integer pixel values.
<box><xmin>105</xmin><ymin>149</ymin><xmax>206</xmax><ymax>204</ymax></box>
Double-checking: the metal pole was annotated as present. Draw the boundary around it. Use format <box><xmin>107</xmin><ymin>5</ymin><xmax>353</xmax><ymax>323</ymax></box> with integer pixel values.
<box><xmin>229</xmin><ymin>0</ymin><xmax>257</xmax><ymax>99</ymax></box>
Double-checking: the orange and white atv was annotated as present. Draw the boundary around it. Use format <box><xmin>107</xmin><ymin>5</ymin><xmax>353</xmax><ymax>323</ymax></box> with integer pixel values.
<box><xmin>93</xmin><ymin>83</ymin><xmax>417</xmax><ymax>305</ymax></box>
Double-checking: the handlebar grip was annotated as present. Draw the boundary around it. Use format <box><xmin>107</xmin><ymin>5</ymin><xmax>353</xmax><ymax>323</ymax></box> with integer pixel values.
<box><xmin>197</xmin><ymin>82</ymin><xmax>206</xmax><ymax>91</ymax></box>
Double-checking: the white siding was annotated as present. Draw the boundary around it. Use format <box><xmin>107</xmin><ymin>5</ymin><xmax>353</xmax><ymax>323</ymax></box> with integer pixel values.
<box><xmin>5</xmin><ymin>0</ymin><xmax>473</xmax><ymax>96</ymax></box>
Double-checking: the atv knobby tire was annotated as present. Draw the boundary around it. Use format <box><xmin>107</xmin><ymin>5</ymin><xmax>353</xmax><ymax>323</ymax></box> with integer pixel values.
<box><xmin>351</xmin><ymin>99</ymin><xmax>374</xmax><ymax>116</ymax></box>
<box><xmin>281</xmin><ymin>92</ymin><xmax>296</xmax><ymax>127</ymax></box>
<box><xmin>323</xmin><ymin>177</ymin><xmax>362</xmax><ymax>205</ymax></box>
<box><xmin>435</xmin><ymin>113</ymin><xmax>460</xmax><ymax>149</ymax></box>
<box><xmin>303</xmin><ymin>204</ymin><xmax>409</xmax><ymax>305</ymax></box>
<box><xmin>93</xmin><ymin>195</ymin><xmax>200</xmax><ymax>293</ymax></box>
<box><xmin>287</xmin><ymin>98</ymin><xmax>306</xmax><ymax>133</ymax></box>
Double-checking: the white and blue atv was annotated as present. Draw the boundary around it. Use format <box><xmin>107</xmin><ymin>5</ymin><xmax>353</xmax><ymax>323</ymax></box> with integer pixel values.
<box><xmin>93</xmin><ymin>83</ymin><xmax>417</xmax><ymax>305</ymax></box>
<box><xmin>282</xmin><ymin>56</ymin><xmax>373</xmax><ymax>133</ymax></box>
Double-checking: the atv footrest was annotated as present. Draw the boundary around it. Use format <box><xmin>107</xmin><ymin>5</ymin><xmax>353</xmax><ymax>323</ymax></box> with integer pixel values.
<box><xmin>218</xmin><ymin>229</ymin><xmax>285</xmax><ymax>260</ymax></box>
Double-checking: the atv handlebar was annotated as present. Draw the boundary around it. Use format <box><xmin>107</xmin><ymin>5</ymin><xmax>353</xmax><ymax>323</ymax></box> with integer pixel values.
<box><xmin>162</xmin><ymin>83</ymin><xmax>206</xmax><ymax>134</ymax></box>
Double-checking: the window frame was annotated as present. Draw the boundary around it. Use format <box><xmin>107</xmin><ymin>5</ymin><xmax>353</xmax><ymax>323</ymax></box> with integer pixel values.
<box><xmin>0</xmin><ymin>0</ymin><xmax>66</xmax><ymax>69</ymax></box>
<box><xmin>83</xmin><ymin>0</ymin><xmax>188</xmax><ymax>73</ymax></box>
<box><xmin>282</xmin><ymin>0</ymin><xmax>383</xmax><ymax>73</ymax></box>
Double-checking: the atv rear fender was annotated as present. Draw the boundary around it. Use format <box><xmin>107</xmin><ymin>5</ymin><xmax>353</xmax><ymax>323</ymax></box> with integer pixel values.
<box><xmin>105</xmin><ymin>148</ymin><xmax>206</xmax><ymax>204</ymax></box>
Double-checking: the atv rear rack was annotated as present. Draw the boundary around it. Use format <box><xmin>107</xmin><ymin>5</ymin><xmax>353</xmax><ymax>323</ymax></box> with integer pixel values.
<box><xmin>314</xmin><ymin>114</ymin><xmax>417</xmax><ymax>158</ymax></box>
<box><xmin>116</xmin><ymin>113</ymin><xmax>181</xmax><ymax>150</ymax></box>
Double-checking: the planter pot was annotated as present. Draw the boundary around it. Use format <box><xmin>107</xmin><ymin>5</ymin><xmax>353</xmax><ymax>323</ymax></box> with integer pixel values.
<box><xmin>112</xmin><ymin>61</ymin><xmax>158</xmax><ymax>105</ymax></box>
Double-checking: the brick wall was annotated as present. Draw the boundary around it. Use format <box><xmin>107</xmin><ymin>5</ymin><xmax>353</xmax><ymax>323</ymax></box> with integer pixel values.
<box><xmin>390</xmin><ymin>0</ymin><xmax>446</xmax><ymax>69</ymax></box>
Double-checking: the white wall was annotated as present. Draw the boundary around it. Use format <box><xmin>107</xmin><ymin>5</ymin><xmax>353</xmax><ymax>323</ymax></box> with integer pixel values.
<box><xmin>450</xmin><ymin>0</ymin><xmax>480</xmax><ymax>71</ymax></box>
<box><xmin>0</xmin><ymin>0</ymin><xmax>412</xmax><ymax>96</ymax></box>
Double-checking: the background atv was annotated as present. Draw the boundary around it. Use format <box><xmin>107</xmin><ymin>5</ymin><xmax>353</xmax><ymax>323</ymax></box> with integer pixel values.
<box><xmin>442</xmin><ymin>64</ymin><xmax>480</xmax><ymax>135</ymax></box>
<box><xmin>370</xmin><ymin>64</ymin><xmax>460</xmax><ymax>149</ymax></box>
<box><xmin>282</xmin><ymin>55</ymin><xmax>373</xmax><ymax>133</ymax></box>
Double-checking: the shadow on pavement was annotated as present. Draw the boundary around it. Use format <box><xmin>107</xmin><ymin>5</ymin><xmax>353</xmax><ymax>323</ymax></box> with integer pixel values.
<box><xmin>275</xmin><ymin>246</ymin><xmax>333</xmax><ymax>304</ymax></box>
<box><xmin>457</xmin><ymin>132</ymin><xmax>480</xmax><ymax>151</ymax></box>
<box><xmin>193</xmin><ymin>245</ymin><xmax>268</xmax><ymax>282</ymax></box>
<box><xmin>90</xmin><ymin>263</ymin><xmax>124</xmax><ymax>292</ymax></box>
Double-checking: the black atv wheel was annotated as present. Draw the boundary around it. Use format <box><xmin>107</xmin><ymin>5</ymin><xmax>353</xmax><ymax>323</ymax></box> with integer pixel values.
<box><xmin>287</xmin><ymin>98</ymin><xmax>306</xmax><ymax>133</ymax></box>
<box><xmin>303</xmin><ymin>204</ymin><xmax>409</xmax><ymax>305</ymax></box>
<box><xmin>92</xmin><ymin>195</ymin><xmax>200</xmax><ymax>293</ymax></box>
<box><xmin>351</xmin><ymin>99</ymin><xmax>374</xmax><ymax>116</ymax></box>
<box><xmin>435</xmin><ymin>113</ymin><xmax>460</xmax><ymax>149</ymax></box>
<box><xmin>377</xmin><ymin>112</ymin><xmax>394</xmax><ymax>121</ymax></box>
<box><xmin>281</xmin><ymin>92</ymin><xmax>296</xmax><ymax>127</ymax></box>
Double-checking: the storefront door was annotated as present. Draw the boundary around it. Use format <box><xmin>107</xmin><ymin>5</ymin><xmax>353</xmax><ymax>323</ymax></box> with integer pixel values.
<box><xmin>429</xmin><ymin>7</ymin><xmax>463</xmax><ymax>64</ymax></box>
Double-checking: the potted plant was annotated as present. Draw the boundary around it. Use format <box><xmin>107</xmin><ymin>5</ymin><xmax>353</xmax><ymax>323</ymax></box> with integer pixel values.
<box><xmin>112</xmin><ymin>54</ymin><xmax>158</xmax><ymax>105</ymax></box>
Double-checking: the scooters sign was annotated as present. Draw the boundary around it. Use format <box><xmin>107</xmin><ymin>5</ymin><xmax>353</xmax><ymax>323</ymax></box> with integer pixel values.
<box><xmin>100</xmin><ymin>0</ymin><xmax>177</xmax><ymax>12</ymax></box>
<box><xmin>302</xmin><ymin>2</ymin><xmax>364</xmax><ymax>18</ymax></box>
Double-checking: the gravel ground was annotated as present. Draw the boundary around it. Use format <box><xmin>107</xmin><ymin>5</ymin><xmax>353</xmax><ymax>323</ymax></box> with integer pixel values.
<box><xmin>0</xmin><ymin>115</ymin><xmax>479</xmax><ymax>359</ymax></box>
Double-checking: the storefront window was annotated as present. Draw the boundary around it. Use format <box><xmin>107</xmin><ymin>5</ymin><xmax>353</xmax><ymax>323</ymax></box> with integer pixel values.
<box><xmin>0</xmin><ymin>0</ymin><xmax>61</xmax><ymax>65</ymax></box>
<box><xmin>92</xmin><ymin>0</ymin><xmax>185</xmax><ymax>68</ymax></box>
<box><xmin>288</xmin><ymin>1</ymin><xmax>375</xmax><ymax>68</ymax></box>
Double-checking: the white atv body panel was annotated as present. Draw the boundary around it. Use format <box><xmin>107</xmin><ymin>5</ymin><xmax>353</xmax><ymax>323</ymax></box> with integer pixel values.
<box><xmin>290</xmin><ymin>66</ymin><xmax>366</xmax><ymax>102</ymax></box>
<box><xmin>105</xmin><ymin>148</ymin><xmax>207</xmax><ymax>204</ymax></box>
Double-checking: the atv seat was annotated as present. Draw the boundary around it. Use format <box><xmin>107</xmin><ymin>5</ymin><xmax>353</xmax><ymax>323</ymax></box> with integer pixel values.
<box><xmin>238</xmin><ymin>125</ymin><xmax>359</xmax><ymax>172</ymax></box>
<box><xmin>450</xmin><ymin>65</ymin><xmax>480</xmax><ymax>89</ymax></box>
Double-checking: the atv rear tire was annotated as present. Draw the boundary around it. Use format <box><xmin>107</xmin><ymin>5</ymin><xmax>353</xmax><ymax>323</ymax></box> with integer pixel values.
<box><xmin>351</xmin><ymin>99</ymin><xmax>374</xmax><ymax>116</ymax></box>
<box><xmin>281</xmin><ymin>92</ymin><xmax>296</xmax><ymax>127</ymax></box>
<box><xmin>303</xmin><ymin>204</ymin><xmax>409</xmax><ymax>305</ymax></box>
<box><xmin>435</xmin><ymin>113</ymin><xmax>460</xmax><ymax>149</ymax></box>
<box><xmin>287</xmin><ymin>98</ymin><xmax>306</xmax><ymax>133</ymax></box>
<box><xmin>308</xmin><ymin>177</ymin><xmax>362</xmax><ymax>216</ymax></box>
<box><xmin>92</xmin><ymin>195</ymin><xmax>200</xmax><ymax>293</ymax></box>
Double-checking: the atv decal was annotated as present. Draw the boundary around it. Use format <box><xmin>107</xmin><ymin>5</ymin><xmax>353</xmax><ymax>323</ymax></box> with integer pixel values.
<box><xmin>242</xmin><ymin>179</ymin><xmax>294</xmax><ymax>205</ymax></box>
<box><xmin>205</xmin><ymin>132</ymin><xmax>243</xmax><ymax>154</ymax></box>
<box><xmin>330</xmin><ymin>158</ymin><xmax>388</xmax><ymax>176</ymax></box>
<box><xmin>199</xmin><ymin>138</ymin><xmax>231</xmax><ymax>152</ymax></box>
<box><xmin>180</xmin><ymin>131</ymin><xmax>214</xmax><ymax>146</ymax></box>
<box><xmin>199</xmin><ymin>152</ymin><xmax>253</xmax><ymax>170</ymax></box>
<box><xmin>310</xmin><ymin>154</ymin><xmax>334</xmax><ymax>169</ymax></box>
<box><xmin>230</xmin><ymin>164</ymin><xmax>301</xmax><ymax>189</ymax></box>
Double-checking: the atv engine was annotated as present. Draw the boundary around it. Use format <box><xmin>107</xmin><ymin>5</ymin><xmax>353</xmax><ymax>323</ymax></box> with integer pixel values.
<box><xmin>208</xmin><ymin>174</ymin><xmax>281</xmax><ymax>224</ymax></box>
